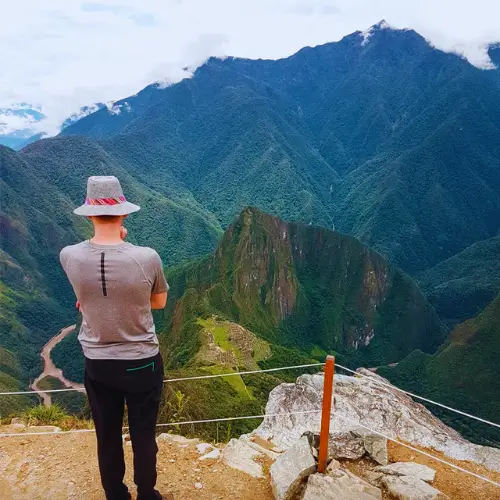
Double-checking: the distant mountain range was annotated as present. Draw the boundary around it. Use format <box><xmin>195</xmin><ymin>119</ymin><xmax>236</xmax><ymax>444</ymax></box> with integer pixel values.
<box><xmin>0</xmin><ymin>106</ymin><xmax>45</xmax><ymax>149</ymax></box>
<box><xmin>379</xmin><ymin>293</ymin><xmax>500</xmax><ymax>445</ymax></box>
<box><xmin>1</xmin><ymin>22</ymin><xmax>499</xmax><ymax>430</ymax></box>
<box><xmin>60</xmin><ymin>22</ymin><xmax>500</xmax><ymax>273</ymax></box>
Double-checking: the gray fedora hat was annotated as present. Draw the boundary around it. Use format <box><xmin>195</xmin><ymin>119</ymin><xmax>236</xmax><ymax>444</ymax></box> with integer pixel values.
<box><xmin>73</xmin><ymin>176</ymin><xmax>140</xmax><ymax>216</ymax></box>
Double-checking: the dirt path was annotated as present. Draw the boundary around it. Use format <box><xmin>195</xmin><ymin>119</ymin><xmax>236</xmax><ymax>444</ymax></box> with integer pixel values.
<box><xmin>30</xmin><ymin>325</ymin><xmax>85</xmax><ymax>406</ymax></box>
<box><xmin>0</xmin><ymin>432</ymin><xmax>273</xmax><ymax>500</ymax></box>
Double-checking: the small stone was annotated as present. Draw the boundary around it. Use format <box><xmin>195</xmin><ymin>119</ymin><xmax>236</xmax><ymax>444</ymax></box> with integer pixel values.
<box><xmin>168</xmin><ymin>459</ymin><xmax>176</xmax><ymax>463</ymax></box>
<box><xmin>375</xmin><ymin>462</ymin><xmax>436</xmax><ymax>483</ymax></box>
<box><xmin>156</xmin><ymin>433</ymin><xmax>199</xmax><ymax>445</ymax></box>
<box><xmin>381</xmin><ymin>475</ymin><xmax>449</xmax><ymax>500</ymax></box>
<box><xmin>199</xmin><ymin>449</ymin><xmax>221</xmax><ymax>461</ymax></box>
<box><xmin>196</xmin><ymin>443</ymin><xmax>215</xmax><ymax>455</ymax></box>
<box><xmin>361</xmin><ymin>433</ymin><xmax>388</xmax><ymax>466</ymax></box>
<box><xmin>194</xmin><ymin>482</ymin><xmax>203</xmax><ymax>489</ymax></box>
<box><xmin>326</xmin><ymin>459</ymin><xmax>341</xmax><ymax>472</ymax></box>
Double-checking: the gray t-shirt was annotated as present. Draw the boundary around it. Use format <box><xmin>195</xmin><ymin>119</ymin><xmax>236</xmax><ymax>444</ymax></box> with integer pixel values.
<box><xmin>60</xmin><ymin>241</ymin><xmax>168</xmax><ymax>360</ymax></box>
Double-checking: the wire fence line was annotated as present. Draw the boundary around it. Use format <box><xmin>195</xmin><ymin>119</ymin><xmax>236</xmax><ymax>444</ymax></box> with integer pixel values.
<box><xmin>333</xmin><ymin>413</ymin><xmax>500</xmax><ymax>488</ymax></box>
<box><xmin>335</xmin><ymin>363</ymin><xmax>500</xmax><ymax>430</ymax></box>
<box><xmin>0</xmin><ymin>406</ymin><xmax>498</xmax><ymax>488</ymax></box>
<box><xmin>0</xmin><ymin>409</ymin><xmax>323</xmax><ymax>437</ymax></box>
<box><xmin>1</xmin><ymin>360</ymin><xmax>498</xmax><ymax>433</ymax></box>
<box><xmin>0</xmin><ymin>362</ymin><xmax>326</xmax><ymax>396</ymax></box>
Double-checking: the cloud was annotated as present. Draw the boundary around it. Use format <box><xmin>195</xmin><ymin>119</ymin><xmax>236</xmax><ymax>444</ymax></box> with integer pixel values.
<box><xmin>1</xmin><ymin>0</ymin><xmax>499</xmax><ymax>136</ymax></box>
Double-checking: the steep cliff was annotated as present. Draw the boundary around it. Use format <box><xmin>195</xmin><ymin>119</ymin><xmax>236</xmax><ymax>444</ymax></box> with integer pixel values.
<box><xmin>162</xmin><ymin>208</ymin><xmax>445</xmax><ymax>368</ymax></box>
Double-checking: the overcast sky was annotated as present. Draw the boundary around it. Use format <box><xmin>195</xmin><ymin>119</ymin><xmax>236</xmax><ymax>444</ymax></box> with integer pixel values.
<box><xmin>1</xmin><ymin>0</ymin><xmax>500</xmax><ymax>135</ymax></box>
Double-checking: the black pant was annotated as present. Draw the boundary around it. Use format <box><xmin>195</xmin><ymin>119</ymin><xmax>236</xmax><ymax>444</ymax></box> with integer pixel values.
<box><xmin>85</xmin><ymin>352</ymin><xmax>164</xmax><ymax>500</ymax></box>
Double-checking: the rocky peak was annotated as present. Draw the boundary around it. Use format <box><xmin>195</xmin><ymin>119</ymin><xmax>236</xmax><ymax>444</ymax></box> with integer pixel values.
<box><xmin>208</xmin><ymin>208</ymin><xmax>444</xmax><ymax>362</ymax></box>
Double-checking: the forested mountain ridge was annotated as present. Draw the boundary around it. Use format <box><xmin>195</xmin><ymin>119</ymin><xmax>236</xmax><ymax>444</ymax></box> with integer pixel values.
<box><xmin>61</xmin><ymin>23</ymin><xmax>500</xmax><ymax>272</ymax></box>
<box><xmin>379</xmin><ymin>293</ymin><xmax>500</xmax><ymax>445</ymax></box>
<box><xmin>0</xmin><ymin>138</ymin><xmax>222</xmax><ymax>399</ymax></box>
<box><xmin>160</xmin><ymin>208</ymin><xmax>445</xmax><ymax>370</ymax></box>
<box><xmin>1</xmin><ymin>21</ymin><xmax>499</xmax><ymax>420</ymax></box>
<box><xmin>419</xmin><ymin>236</ymin><xmax>500</xmax><ymax>326</ymax></box>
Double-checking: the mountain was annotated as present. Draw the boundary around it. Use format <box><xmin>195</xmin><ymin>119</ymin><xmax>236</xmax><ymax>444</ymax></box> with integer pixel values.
<box><xmin>379</xmin><ymin>294</ymin><xmax>500</xmax><ymax>445</ymax></box>
<box><xmin>0</xmin><ymin>138</ymin><xmax>222</xmax><ymax>404</ymax></box>
<box><xmin>489</xmin><ymin>43</ymin><xmax>500</xmax><ymax>86</ymax></box>
<box><xmin>419</xmin><ymin>236</ymin><xmax>500</xmax><ymax>326</ymax></box>
<box><xmin>0</xmin><ymin>106</ymin><xmax>45</xmax><ymax>150</ymax></box>
<box><xmin>60</xmin><ymin>23</ymin><xmax>500</xmax><ymax>273</ymax></box>
<box><xmin>161</xmin><ymin>208</ymin><xmax>445</xmax><ymax>370</ymax></box>
<box><xmin>2</xmin><ymin>21</ymin><xmax>500</xmax><ymax>420</ymax></box>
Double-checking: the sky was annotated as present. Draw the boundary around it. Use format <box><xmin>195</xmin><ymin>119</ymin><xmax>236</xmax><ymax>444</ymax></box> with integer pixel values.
<box><xmin>1</xmin><ymin>0</ymin><xmax>500</xmax><ymax>136</ymax></box>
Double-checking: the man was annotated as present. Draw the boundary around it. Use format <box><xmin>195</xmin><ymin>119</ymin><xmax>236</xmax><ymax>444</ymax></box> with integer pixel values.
<box><xmin>60</xmin><ymin>176</ymin><xmax>172</xmax><ymax>500</ymax></box>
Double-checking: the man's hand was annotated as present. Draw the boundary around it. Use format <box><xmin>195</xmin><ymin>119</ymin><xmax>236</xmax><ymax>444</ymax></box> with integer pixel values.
<box><xmin>120</xmin><ymin>226</ymin><xmax>128</xmax><ymax>240</ymax></box>
<box><xmin>76</xmin><ymin>300</ymin><xmax>83</xmax><ymax>313</ymax></box>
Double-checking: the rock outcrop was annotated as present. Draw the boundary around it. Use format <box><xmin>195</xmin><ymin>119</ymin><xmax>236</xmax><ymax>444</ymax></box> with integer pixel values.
<box><xmin>270</xmin><ymin>436</ymin><xmax>316</xmax><ymax>500</ymax></box>
<box><xmin>303</xmin><ymin>471</ymin><xmax>382</xmax><ymax>500</ymax></box>
<box><xmin>254</xmin><ymin>370</ymin><xmax>500</xmax><ymax>472</ymax></box>
<box><xmin>221</xmin><ymin>438</ymin><xmax>265</xmax><ymax>478</ymax></box>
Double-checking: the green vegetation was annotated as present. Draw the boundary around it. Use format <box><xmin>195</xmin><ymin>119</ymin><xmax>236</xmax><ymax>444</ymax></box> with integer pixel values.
<box><xmin>20</xmin><ymin>403</ymin><xmax>92</xmax><ymax>430</ymax></box>
<box><xmin>163</xmin><ymin>208</ymin><xmax>444</xmax><ymax>369</ymax></box>
<box><xmin>419</xmin><ymin>236</ymin><xmax>500</xmax><ymax>327</ymax></box>
<box><xmin>23</xmin><ymin>404</ymin><xmax>69</xmax><ymax>425</ymax></box>
<box><xmin>63</xmin><ymin>24</ymin><xmax>500</xmax><ymax>273</ymax></box>
<box><xmin>51</xmin><ymin>329</ymin><xmax>84</xmax><ymax>383</ymax></box>
<box><xmin>379</xmin><ymin>294</ymin><xmax>500</xmax><ymax>445</ymax></box>
<box><xmin>2</xmin><ymin>23</ymin><xmax>500</xmax><ymax>443</ymax></box>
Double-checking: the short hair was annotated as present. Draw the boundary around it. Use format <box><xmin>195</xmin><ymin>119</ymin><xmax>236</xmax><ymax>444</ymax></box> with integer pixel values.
<box><xmin>91</xmin><ymin>215</ymin><xmax>123</xmax><ymax>224</ymax></box>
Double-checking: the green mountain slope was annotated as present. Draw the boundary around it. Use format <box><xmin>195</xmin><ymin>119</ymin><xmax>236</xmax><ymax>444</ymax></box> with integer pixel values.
<box><xmin>379</xmin><ymin>294</ymin><xmax>500</xmax><ymax>445</ymax></box>
<box><xmin>62</xmin><ymin>23</ymin><xmax>500</xmax><ymax>273</ymax></box>
<box><xmin>419</xmin><ymin>236</ymin><xmax>500</xmax><ymax>326</ymax></box>
<box><xmin>160</xmin><ymin>208</ymin><xmax>445</xmax><ymax>370</ymax></box>
<box><xmin>0</xmin><ymin>139</ymin><xmax>222</xmax><ymax>402</ymax></box>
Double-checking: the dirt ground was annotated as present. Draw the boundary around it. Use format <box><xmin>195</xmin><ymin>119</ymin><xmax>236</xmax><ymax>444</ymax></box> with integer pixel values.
<box><xmin>343</xmin><ymin>440</ymin><xmax>500</xmax><ymax>500</ymax></box>
<box><xmin>0</xmin><ymin>431</ymin><xmax>273</xmax><ymax>500</ymax></box>
<box><xmin>1</xmin><ymin>428</ymin><xmax>499</xmax><ymax>499</ymax></box>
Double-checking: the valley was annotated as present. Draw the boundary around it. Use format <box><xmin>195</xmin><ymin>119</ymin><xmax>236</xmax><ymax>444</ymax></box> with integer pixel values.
<box><xmin>0</xmin><ymin>21</ymin><xmax>499</xmax><ymax>450</ymax></box>
<box><xmin>30</xmin><ymin>324</ymin><xmax>84</xmax><ymax>407</ymax></box>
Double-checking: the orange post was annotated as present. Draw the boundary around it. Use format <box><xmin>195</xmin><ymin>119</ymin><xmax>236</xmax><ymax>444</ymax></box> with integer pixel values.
<box><xmin>317</xmin><ymin>355</ymin><xmax>335</xmax><ymax>473</ymax></box>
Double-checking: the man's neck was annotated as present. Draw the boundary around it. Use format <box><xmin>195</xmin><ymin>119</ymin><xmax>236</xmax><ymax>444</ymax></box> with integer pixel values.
<box><xmin>91</xmin><ymin>226</ymin><xmax>124</xmax><ymax>245</ymax></box>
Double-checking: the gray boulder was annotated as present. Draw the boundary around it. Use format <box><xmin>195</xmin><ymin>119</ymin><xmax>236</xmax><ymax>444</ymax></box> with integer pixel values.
<box><xmin>381</xmin><ymin>475</ymin><xmax>449</xmax><ymax>500</ymax></box>
<box><xmin>375</xmin><ymin>462</ymin><xmax>436</xmax><ymax>483</ymax></box>
<box><xmin>271</xmin><ymin>435</ymin><xmax>316</xmax><ymax>500</ymax></box>
<box><xmin>303</xmin><ymin>471</ymin><xmax>382</xmax><ymax>500</ymax></box>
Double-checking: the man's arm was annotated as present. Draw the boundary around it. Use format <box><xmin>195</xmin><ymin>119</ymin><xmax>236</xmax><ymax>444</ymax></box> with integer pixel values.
<box><xmin>151</xmin><ymin>291</ymin><xmax>168</xmax><ymax>309</ymax></box>
<box><xmin>150</xmin><ymin>250</ymin><xmax>169</xmax><ymax>309</ymax></box>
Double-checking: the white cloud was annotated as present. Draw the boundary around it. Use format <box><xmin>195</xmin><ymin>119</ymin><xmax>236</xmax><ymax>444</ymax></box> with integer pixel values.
<box><xmin>1</xmin><ymin>0</ymin><xmax>499</xmax><ymax>136</ymax></box>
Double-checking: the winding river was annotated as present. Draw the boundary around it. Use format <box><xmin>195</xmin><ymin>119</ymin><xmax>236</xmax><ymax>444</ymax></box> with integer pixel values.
<box><xmin>30</xmin><ymin>324</ymin><xmax>85</xmax><ymax>407</ymax></box>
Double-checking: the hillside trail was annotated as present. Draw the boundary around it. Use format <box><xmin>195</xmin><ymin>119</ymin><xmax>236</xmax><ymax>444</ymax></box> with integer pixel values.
<box><xmin>30</xmin><ymin>324</ymin><xmax>85</xmax><ymax>406</ymax></box>
<box><xmin>0</xmin><ymin>432</ymin><xmax>273</xmax><ymax>499</ymax></box>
